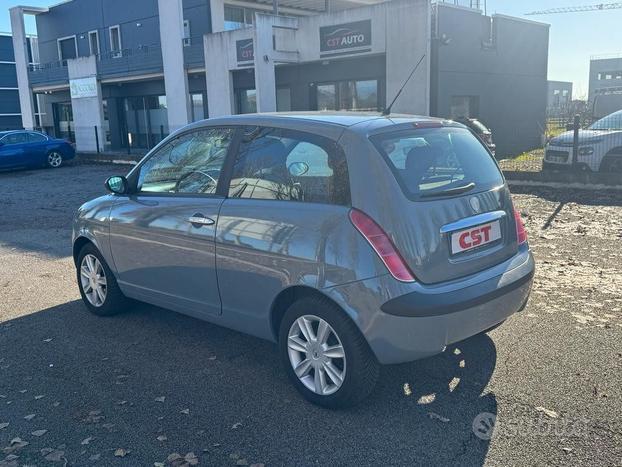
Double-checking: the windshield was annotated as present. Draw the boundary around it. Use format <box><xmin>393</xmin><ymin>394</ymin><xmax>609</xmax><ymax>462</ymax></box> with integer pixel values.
<box><xmin>371</xmin><ymin>127</ymin><xmax>503</xmax><ymax>199</ymax></box>
<box><xmin>589</xmin><ymin>111</ymin><xmax>622</xmax><ymax>130</ymax></box>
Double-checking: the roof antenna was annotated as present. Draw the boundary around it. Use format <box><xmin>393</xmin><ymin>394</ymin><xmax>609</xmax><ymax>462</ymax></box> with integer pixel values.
<box><xmin>382</xmin><ymin>54</ymin><xmax>426</xmax><ymax>116</ymax></box>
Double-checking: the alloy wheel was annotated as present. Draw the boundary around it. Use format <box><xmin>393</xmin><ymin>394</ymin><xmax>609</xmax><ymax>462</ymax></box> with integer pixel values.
<box><xmin>48</xmin><ymin>152</ymin><xmax>63</xmax><ymax>168</ymax></box>
<box><xmin>287</xmin><ymin>315</ymin><xmax>346</xmax><ymax>395</ymax></box>
<box><xmin>80</xmin><ymin>254</ymin><xmax>107</xmax><ymax>307</ymax></box>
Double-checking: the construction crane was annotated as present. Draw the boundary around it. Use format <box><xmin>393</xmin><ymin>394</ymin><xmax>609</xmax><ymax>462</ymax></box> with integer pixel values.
<box><xmin>526</xmin><ymin>2</ymin><xmax>622</xmax><ymax>15</ymax></box>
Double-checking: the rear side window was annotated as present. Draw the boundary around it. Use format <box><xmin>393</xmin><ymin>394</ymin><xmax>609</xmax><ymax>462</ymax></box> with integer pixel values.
<box><xmin>227</xmin><ymin>126</ymin><xmax>350</xmax><ymax>205</ymax></box>
<box><xmin>370</xmin><ymin>127</ymin><xmax>503</xmax><ymax>199</ymax></box>
<box><xmin>28</xmin><ymin>132</ymin><xmax>47</xmax><ymax>142</ymax></box>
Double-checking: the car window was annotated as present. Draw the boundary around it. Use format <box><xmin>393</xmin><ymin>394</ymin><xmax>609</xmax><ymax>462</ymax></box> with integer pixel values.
<box><xmin>28</xmin><ymin>132</ymin><xmax>47</xmax><ymax>143</ymax></box>
<box><xmin>371</xmin><ymin>127</ymin><xmax>503</xmax><ymax>199</ymax></box>
<box><xmin>1</xmin><ymin>133</ymin><xmax>28</xmax><ymax>145</ymax></box>
<box><xmin>227</xmin><ymin>126</ymin><xmax>350</xmax><ymax>205</ymax></box>
<box><xmin>137</xmin><ymin>128</ymin><xmax>233</xmax><ymax>194</ymax></box>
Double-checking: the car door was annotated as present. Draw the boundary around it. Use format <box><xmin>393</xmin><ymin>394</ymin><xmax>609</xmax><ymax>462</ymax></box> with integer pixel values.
<box><xmin>27</xmin><ymin>132</ymin><xmax>50</xmax><ymax>165</ymax></box>
<box><xmin>108</xmin><ymin>127</ymin><xmax>235</xmax><ymax>317</ymax></box>
<box><xmin>0</xmin><ymin>133</ymin><xmax>27</xmax><ymax>168</ymax></box>
<box><xmin>215</xmin><ymin>126</ymin><xmax>352</xmax><ymax>339</ymax></box>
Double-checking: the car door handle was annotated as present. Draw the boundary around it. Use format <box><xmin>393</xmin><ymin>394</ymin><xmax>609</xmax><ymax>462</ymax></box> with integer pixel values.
<box><xmin>188</xmin><ymin>214</ymin><xmax>215</xmax><ymax>227</ymax></box>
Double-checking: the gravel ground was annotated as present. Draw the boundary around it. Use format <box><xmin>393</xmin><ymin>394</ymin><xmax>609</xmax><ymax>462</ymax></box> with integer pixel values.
<box><xmin>0</xmin><ymin>165</ymin><xmax>621</xmax><ymax>466</ymax></box>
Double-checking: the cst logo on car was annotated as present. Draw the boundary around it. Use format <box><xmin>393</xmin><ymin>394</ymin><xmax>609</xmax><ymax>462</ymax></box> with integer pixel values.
<box><xmin>451</xmin><ymin>221</ymin><xmax>501</xmax><ymax>254</ymax></box>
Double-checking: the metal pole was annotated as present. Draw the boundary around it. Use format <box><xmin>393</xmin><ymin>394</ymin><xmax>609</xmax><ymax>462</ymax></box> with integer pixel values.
<box><xmin>572</xmin><ymin>114</ymin><xmax>580</xmax><ymax>167</ymax></box>
<box><xmin>94</xmin><ymin>125</ymin><xmax>100</xmax><ymax>153</ymax></box>
<box><xmin>273</xmin><ymin>0</ymin><xmax>279</xmax><ymax>14</ymax></box>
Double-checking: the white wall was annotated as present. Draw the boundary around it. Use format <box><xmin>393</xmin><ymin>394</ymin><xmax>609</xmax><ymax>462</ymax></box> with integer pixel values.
<box><xmin>10</xmin><ymin>7</ymin><xmax>36</xmax><ymax>130</ymax></box>
<box><xmin>67</xmin><ymin>56</ymin><xmax>104</xmax><ymax>152</ymax></box>
<box><xmin>202</xmin><ymin>0</ymin><xmax>431</xmax><ymax>116</ymax></box>
<box><xmin>158</xmin><ymin>0</ymin><xmax>191</xmax><ymax>131</ymax></box>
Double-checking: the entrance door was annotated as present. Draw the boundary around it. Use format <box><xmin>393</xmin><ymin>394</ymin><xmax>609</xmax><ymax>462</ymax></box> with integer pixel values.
<box><xmin>53</xmin><ymin>102</ymin><xmax>74</xmax><ymax>142</ymax></box>
<box><xmin>108</xmin><ymin>127</ymin><xmax>234</xmax><ymax>317</ymax></box>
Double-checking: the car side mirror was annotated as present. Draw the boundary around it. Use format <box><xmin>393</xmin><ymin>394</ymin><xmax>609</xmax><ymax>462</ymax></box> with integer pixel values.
<box><xmin>288</xmin><ymin>161</ymin><xmax>309</xmax><ymax>177</ymax></box>
<box><xmin>105</xmin><ymin>175</ymin><xmax>129</xmax><ymax>195</ymax></box>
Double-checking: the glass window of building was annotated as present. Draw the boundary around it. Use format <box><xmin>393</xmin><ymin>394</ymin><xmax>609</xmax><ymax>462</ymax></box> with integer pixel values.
<box><xmin>88</xmin><ymin>31</ymin><xmax>100</xmax><ymax>55</ymax></box>
<box><xmin>57</xmin><ymin>36</ymin><xmax>77</xmax><ymax>62</ymax></box>
<box><xmin>238</xmin><ymin>89</ymin><xmax>257</xmax><ymax>114</ymax></box>
<box><xmin>191</xmin><ymin>93</ymin><xmax>206</xmax><ymax>122</ymax></box>
<box><xmin>314</xmin><ymin>80</ymin><xmax>378</xmax><ymax>111</ymax></box>
<box><xmin>109</xmin><ymin>25</ymin><xmax>122</xmax><ymax>57</ymax></box>
<box><xmin>277</xmin><ymin>88</ymin><xmax>291</xmax><ymax>112</ymax></box>
<box><xmin>317</xmin><ymin>84</ymin><xmax>337</xmax><ymax>111</ymax></box>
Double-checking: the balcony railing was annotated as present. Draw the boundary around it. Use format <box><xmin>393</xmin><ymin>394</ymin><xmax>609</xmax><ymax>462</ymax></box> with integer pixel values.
<box><xmin>28</xmin><ymin>43</ymin><xmax>180</xmax><ymax>88</ymax></box>
<box><xmin>96</xmin><ymin>43</ymin><xmax>163</xmax><ymax>78</ymax></box>
<box><xmin>28</xmin><ymin>60</ymin><xmax>69</xmax><ymax>87</ymax></box>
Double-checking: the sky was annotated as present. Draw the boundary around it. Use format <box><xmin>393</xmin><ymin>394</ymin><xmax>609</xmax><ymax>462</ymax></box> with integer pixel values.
<box><xmin>2</xmin><ymin>0</ymin><xmax>622</xmax><ymax>99</ymax></box>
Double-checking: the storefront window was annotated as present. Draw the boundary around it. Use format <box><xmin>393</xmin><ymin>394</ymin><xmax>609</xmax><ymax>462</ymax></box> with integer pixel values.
<box><xmin>315</xmin><ymin>80</ymin><xmax>378</xmax><ymax>111</ymax></box>
<box><xmin>238</xmin><ymin>89</ymin><xmax>257</xmax><ymax>114</ymax></box>
<box><xmin>277</xmin><ymin>87</ymin><xmax>291</xmax><ymax>112</ymax></box>
<box><xmin>191</xmin><ymin>93</ymin><xmax>205</xmax><ymax>121</ymax></box>
<box><xmin>122</xmin><ymin>95</ymin><xmax>169</xmax><ymax>150</ymax></box>
<box><xmin>224</xmin><ymin>5</ymin><xmax>260</xmax><ymax>30</ymax></box>
<box><xmin>317</xmin><ymin>84</ymin><xmax>337</xmax><ymax>111</ymax></box>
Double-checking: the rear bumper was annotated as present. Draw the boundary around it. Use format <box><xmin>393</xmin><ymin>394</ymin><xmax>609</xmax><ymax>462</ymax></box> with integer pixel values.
<box><xmin>324</xmin><ymin>245</ymin><xmax>534</xmax><ymax>364</ymax></box>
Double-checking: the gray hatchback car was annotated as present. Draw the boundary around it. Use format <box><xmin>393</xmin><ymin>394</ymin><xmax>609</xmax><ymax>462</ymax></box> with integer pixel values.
<box><xmin>73</xmin><ymin>113</ymin><xmax>534</xmax><ymax>408</ymax></box>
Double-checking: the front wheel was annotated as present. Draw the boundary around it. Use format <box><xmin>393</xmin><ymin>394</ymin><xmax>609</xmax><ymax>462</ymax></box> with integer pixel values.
<box><xmin>47</xmin><ymin>151</ymin><xmax>63</xmax><ymax>168</ymax></box>
<box><xmin>279</xmin><ymin>296</ymin><xmax>379</xmax><ymax>408</ymax></box>
<box><xmin>77</xmin><ymin>244</ymin><xmax>131</xmax><ymax>316</ymax></box>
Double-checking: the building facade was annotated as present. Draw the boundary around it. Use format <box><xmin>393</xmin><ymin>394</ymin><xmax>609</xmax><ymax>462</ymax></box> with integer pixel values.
<box><xmin>11</xmin><ymin>0</ymin><xmax>549</xmax><ymax>157</ymax></box>
<box><xmin>431</xmin><ymin>4</ymin><xmax>549</xmax><ymax>156</ymax></box>
<box><xmin>546</xmin><ymin>80</ymin><xmax>573</xmax><ymax>116</ymax></box>
<box><xmin>0</xmin><ymin>32</ymin><xmax>41</xmax><ymax>130</ymax></box>
<box><xmin>589</xmin><ymin>55</ymin><xmax>622</xmax><ymax>118</ymax></box>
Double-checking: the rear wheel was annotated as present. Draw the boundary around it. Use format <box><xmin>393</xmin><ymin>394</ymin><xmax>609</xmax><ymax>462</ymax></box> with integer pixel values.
<box><xmin>47</xmin><ymin>151</ymin><xmax>63</xmax><ymax>168</ymax></box>
<box><xmin>77</xmin><ymin>244</ymin><xmax>131</xmax><ymax>316</ymax></box>
<box><xmin>279</xmin><ymin>296</ymin><xmax>379</xmax><ymax>408</ymax></box>
<box><xmin>600</xmin><ymin>154</ymin><xmax>622</xmax><ymax>173</ymax></box>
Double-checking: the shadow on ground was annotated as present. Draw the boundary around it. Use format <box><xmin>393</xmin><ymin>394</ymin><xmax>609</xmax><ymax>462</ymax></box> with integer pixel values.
<box><xmin>0</xmin><ymin>300</ymin><xmax>498</xmax><ymax>465</ymax></box>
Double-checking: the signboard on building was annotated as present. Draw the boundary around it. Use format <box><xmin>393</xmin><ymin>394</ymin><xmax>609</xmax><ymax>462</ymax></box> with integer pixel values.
<box><xmin>320</xmin><ymin>20</ymin><xmax>372</xmax><ymax>56</ymax></box>
<box><xmin>70</xmin><ymin>76</ymin><xmax>98</xmax><ymax>99</ymax></box>
<box><xmin>236</xmin><ymin>39</ymin><xmax>254</xmax><ymax>63</ymax></box>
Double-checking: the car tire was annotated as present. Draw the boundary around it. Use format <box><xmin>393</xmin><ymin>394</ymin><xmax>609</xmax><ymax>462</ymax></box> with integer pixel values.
<box><xmin>77</xmin><ymin>243</ymin><xmax>131</xmax><ymax>316</ymax></box>
<box><xmin>279</xmin><ymin>295</ymin><xmax>379</xmax><ymax>409</ymax></box>
<box><xmin>47</xmin><ymin>151</ymin><xmax>63</xmax><ymax>168</ymax></box>
<box><xmin>599</xmin><ymin>154</ymin><xmax>622</xmax><ymax>173</ymax></box>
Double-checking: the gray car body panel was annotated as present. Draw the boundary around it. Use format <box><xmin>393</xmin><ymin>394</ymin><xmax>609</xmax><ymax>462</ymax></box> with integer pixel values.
<box><xmin>73</xmin><ymin>113</ymin><xmax>535</xmax><ymax>363</ymax></box>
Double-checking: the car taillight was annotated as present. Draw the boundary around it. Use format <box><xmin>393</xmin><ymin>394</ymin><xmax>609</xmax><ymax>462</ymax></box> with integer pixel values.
<box><xmin>349</xmin><ymin>209</ymin><xmax>416</xmax><ymax>282</ymax></box>
<box><xmin>514</xmin><ymin>208</ymin><xmax>527</xmax><ymax>244</ymax></box>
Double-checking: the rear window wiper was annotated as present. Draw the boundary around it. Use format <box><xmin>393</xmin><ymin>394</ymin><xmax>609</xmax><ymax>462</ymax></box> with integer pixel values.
<box><xmin>420</xmin><ymin>182</ymin><xmax>476</xmax><ymax>198</ymax></box>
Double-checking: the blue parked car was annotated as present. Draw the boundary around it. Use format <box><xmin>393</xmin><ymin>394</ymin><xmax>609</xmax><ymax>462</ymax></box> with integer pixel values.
<box><xmin>0</xmin><ymin>130</ymin><xmax>76</xmax><ymax>170</ymax></box>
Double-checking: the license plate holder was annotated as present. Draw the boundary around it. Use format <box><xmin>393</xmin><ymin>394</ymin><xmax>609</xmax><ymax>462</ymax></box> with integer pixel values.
<box><xmin>450</xmin><ymin>220</ymin><xmax>501</xmax><ymax>254</ymax></box>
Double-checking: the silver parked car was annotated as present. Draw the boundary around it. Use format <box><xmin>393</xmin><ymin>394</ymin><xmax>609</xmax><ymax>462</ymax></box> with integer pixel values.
<box><xmin>73</xmin><ymin>113</ymin><xmax>534</xmax><ymax>408</ymax></box>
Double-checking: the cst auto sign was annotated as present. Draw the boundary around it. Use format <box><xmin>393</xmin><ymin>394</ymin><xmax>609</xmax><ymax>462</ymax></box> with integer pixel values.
<box><xmin>236</xmin><ymin>39</ymin><xmax>254</xmax><ymax>63</ymax></box>
<box><xmin>320</xmin><ymin>20</ymin><xmax>371</xmax><ymax>55</ymax></box>
<box><xmin>70</xmin><ymin>77</ymin><xmax>98</xmax><ymax>99</ymax></box>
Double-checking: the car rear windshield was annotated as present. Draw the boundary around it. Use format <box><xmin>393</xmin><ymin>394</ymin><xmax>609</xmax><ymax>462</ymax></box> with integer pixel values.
<box><xmin>370</xmin><ymin>126</ymin><xmax>503</xmax><ymax>199</ymax></box>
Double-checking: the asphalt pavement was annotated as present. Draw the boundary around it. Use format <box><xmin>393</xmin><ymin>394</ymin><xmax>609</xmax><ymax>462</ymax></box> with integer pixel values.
<box><xmin>0</xmin><ymin>164</ymin><xmax>621</xmax><ymax>466</ymax></box>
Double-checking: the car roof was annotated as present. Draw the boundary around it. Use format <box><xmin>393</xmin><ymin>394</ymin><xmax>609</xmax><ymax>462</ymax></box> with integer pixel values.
<box><xmin>184</xmin><ymin>112</ymin><xmax>451</xmax><ymax>140</ymax></box>
<box><xmin>202</xmin><ymin>111</ymin><xmax>445</xmax><ymax>127</ymax></box>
